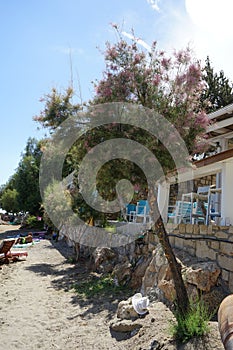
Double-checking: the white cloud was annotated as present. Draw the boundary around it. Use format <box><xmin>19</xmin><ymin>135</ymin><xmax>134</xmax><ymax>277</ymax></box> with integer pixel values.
<box><xmin>147</xmin><ymin>0</ymin><xmax>160</xmax><ymax>12</ymax></box>
<box><xmin>122</xmin><ymin>31</ymin><xmax>151</xmax><ymax>51</ymax></box>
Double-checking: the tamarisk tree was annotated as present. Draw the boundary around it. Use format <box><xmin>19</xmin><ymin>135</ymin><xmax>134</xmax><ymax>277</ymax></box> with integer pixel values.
<box><xmin>91</xmin><ymin>26</ymin><xmax>210</xmax><ymax>315</ymax></box>
<box><xmin>35</xmin><ymin>26</ymin><xmax>210</xmax><ymax>316</ymax></box>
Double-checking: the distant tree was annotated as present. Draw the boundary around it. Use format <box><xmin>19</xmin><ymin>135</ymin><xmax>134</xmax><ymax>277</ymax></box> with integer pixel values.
<box><xmin>1</xmin><ymin>188</ymin><xmax>19</xmax><ymax>213</ymax></box>
<box><xmin>13</xmin><ymin>138</ymin><xmax>42</xmax><ymax>214</ymax></box>
<box><xmin>1</xmin><ymin>174</ymin><xmax>19</xmax><ymax>211</ymax></box>
<box><xmin>201</xmin><ymin>56</ymin><xmax>233</xmax><ymax>112</ymax></box>
<box><xmin>1</xmin><ymin>138</ymin><xmax>43</xmax><ymax>215</ymax></box>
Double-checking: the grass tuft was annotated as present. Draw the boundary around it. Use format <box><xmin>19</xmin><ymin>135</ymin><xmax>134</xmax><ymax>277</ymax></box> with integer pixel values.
<box><xmin>170</xmin><ymin>298</ymin><xmax>212</xmax><ymax>343</ymax></box>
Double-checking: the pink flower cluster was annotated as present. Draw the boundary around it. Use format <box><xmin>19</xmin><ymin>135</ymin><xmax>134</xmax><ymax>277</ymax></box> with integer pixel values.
<box><xmin>194</xmin><ymin>111</ymin><xmax>209</xmax><ymax>129</ymax></box>
<box><xmin>93</xmin><ymin>28</ymin><xmax>209</xmax><ymax>154</ymax></box>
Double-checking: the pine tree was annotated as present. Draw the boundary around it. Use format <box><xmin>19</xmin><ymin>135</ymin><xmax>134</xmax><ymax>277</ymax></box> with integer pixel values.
<box><xmin>201</xmin><ymin>56</ymin><xmax>233</xmax><ymax>112</ymax></box>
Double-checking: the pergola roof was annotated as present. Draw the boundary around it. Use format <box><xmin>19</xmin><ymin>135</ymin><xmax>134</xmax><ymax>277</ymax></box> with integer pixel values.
<box><xmin>207</xmin><ymin>103</ymin><xmax>233</xmax><ymax>138</ymax></box>
<box><xmin>194</xmin><ymin>148</ymin><xmax>233</xmax><ymax>168</ymax></box>
<box><xmin>167</xmin><ymin>104</ymin><xmax>233</xmax><ymax>184</ymax></box>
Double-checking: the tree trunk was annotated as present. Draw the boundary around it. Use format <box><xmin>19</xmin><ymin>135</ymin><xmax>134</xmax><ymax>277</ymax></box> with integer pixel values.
<box><xmin>74</xmin><ymin>242</ymin><xmax>80</xmax><ymax>262</ymax></box>
<box><xmin>148</xmin><ymin>187</ymin><xmax>189</xmax><ymax>316</ymax></box>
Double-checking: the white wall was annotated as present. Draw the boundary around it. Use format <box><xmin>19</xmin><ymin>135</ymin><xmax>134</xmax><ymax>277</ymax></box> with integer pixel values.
<box><xmin>221</xmin><ymin>160</ymin><xmax>233</xmax><ymax>225</ymax></box>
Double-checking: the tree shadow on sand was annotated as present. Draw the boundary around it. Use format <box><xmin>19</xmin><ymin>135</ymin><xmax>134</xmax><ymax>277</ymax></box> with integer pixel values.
<box><xmin>25</xmin><ymin>241</ymin><xmax>132</xmax><ymax>321</ymax></box>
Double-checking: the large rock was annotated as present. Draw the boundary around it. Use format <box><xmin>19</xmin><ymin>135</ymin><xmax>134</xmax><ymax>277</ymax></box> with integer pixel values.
<box><xmin>141</xmin><ymin>244</ymin><xmax>222</xmax><ymax>304</ymax></box>
<box><xmin>130</xmin><ymin>255</ymin><xmax>152</xmax><ymax>289</ymax></box>
<box><xmin>158</xmin><ymin>279</ymin><xmax>176</xmax><ymax>303</ymax></box>
<box><xmin>185</xmin><ymin>262</ymin><xmax>221</xmax><ymax>292</ymax></box>
<box><xmin>157</xmin><ymin>262</ymin><xmax>176</xmax><ymax>302</ymax></box>
<box><xmin>93</xmin><ymin>247</ymin><xmax>116</xmax><ymax>273</ymax></box>
<box><xmin>117</xmin><ymin>298</ymin><xmax>138</xmax><ymax>320</ymax></box>
<box><xmin>109</xmin><ymin>318</ymin><xmax>143</xmax><ymax>332</ymax></box>
<box><xmin>140</xmin><ymin>254</ymin><xmax>159</xmax><ymax>296</ymax></box>
<box><xmin>116</xmin><ymin>242</ymin><xmax>136</xmax><ymax>263</ymax></box>
<box><xmin>113</xmin><ymin>260</ymin><xmax>132</xmax><ymax>286</ymax></box>
<box><xmin>141</xmin><ymin>245</ymin><xmax>169</xmax><ymax>296</ymax></box>
<box><xmin>110</xmin><ymin>296</ymin><xmax>143</xmax><ymax>334</ymax></box>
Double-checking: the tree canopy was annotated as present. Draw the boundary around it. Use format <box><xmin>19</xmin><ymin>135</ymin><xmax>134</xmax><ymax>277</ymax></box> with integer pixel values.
<box><xmin>92</xmin><ymin>28</ymin><xmax>209</xmax><ymax>151</ymax></box>
<box><xmin>1</xmin><ymin>138</ymin><xmax>42</xmax><ymax>215</ymax></box>
<box><xmin>35</xmin><ymin>28</ymin><xmax>210</xmax><ymax>204</ymax></box>
<box><xmin>1</xmin><ymin>188</ymin><xmax>19</xmax><ymax>213</ymax></box>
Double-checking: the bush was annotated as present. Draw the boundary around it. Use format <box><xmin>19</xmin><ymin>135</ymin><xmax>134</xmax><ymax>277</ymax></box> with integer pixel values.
<box><xmin>23</xmin><ymin>215</ymin><xmax>44</xmax><ymax>229</ymax></box>
<box><xmin>171</xmin><ymin>298</ymin><xmax>212</xmax><ymax>343</ymax></box>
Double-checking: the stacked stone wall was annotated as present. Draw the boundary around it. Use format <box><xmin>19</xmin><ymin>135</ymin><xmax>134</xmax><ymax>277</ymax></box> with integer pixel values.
<box><xmin>164</xmin><ymin>223</ymin><xmax>233</xmax><ymax>292</ymax></box>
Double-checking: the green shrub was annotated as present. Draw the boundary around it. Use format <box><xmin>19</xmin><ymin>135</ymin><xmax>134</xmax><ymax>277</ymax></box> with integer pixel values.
<box><xmin>171</xmin><ymin>298</ymin><xmax>212</xmax><ymax>343</ymax></box>
<box><xmin>25</xmin><ymin>215</ymin><xmax>43</xmax><ymax>229</ymax></box>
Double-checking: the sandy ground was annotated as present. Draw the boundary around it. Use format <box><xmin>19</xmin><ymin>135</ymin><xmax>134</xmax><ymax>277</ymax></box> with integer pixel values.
<box><xmin>0</xmin><ymin>225</ymin><xmax>224</xmax><ymax>350</ymax></box>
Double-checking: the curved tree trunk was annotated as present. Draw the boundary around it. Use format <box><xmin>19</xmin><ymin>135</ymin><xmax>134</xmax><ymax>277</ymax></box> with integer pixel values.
<box><xmin>148</xmin><ymin>187</ymin><xmax>189</xmax><ymax>316</ymax></box>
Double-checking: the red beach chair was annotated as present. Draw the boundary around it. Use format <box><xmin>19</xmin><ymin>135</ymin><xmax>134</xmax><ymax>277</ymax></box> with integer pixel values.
<box><xmin>0</xmin><ymin>238</ymin><xmax>28</xmax><ymax>263</ymax></box>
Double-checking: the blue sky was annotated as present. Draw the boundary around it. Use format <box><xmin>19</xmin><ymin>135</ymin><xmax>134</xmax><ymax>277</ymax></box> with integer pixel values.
<box><xmin>1</xmin><ymin>0</ymin><xmax>233</xmax><ymax>186</ymax></box>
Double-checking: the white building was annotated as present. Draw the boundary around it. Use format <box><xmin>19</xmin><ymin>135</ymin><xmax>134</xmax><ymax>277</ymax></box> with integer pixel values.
<box><xmin>158</xmin><ymin>103</ymin><xmax>233</xmax><ymax>226</ymax></box>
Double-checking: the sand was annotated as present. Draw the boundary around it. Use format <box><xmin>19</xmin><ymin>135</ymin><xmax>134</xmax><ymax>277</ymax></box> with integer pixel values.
<box><xmin>0</xmin><ymin>225</ymin><xmax>224</xmax><ymax>350</ymax></box>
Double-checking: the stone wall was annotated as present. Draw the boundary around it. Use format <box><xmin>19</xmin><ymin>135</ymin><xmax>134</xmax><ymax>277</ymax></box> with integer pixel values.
<box><xmin>165</xmin><ymin>223</ymin><xmax>233</xmax><ymax>292</ymax></box>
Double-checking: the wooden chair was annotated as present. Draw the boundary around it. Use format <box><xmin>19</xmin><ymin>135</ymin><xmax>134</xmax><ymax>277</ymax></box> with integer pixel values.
<box><xmin>168</xmin><ymin>201</ymin><xmax>192</xmax><ymax>224</ymax></box>
<box><xmin>125</xmin><ymin>203</ymin><xmax>136</xmax><ymax>222</ymax></box>
<box><xmin>0</xmin><ymin>238</ymin><xmax>28</xmax><ymax>263</ymax></box>
<box><xmin>132</xmin><ymin>200</ymin><xmax>151</xmax><ymax>224</ymax></box>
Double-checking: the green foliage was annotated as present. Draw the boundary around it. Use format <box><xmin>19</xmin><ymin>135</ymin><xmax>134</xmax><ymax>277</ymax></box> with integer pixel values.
<box><xmin>1</xmin><ymin>138</ymin><xmax>43</xmax><ymax>215</ymax></box>
<box><xmin>170</xmin><ymin>298</ymin><xmax>211</xmax><ymax>343</ymax></box>
<box><xmin>15</xmin><ymin>155</ymin><xmax>41</xmax><ymax>213</ymax></box>
<box><xmin>42</xmin><ymin>179</ymin><xmax>72</xmax><ymax>229</ymax></box>
<box><xmin>1</xmin><ymin>188</ymin><xmax>19</xmax><ymax>213</ymax></box>
<box><xmin>71</xmin><ymin>189</ymin><xmax>108</xmax><ymax>224</ymax></box>
<box><xmin>34</xmin><ymin>29</ymin><xmax>212</xmax><ymax>225</ymax></box>
<box><xmin>72</xmin><ymin>274</ymin><xmax>128</xmax><ymax>298</ymax></box>
<box><xmin>24</xmin><ymin>215</ymin><xmax>43</xmax><ymax>229</ymax></box>
<box><xmin>201</xmin><ymin>56</ymin><xmax>233</xmax><ymax>112</ymax></box>
<box><xmin>14</xmin><ymin>138</ymin><xmax>42</xmax><ymax>214</ymax></box>
<box><xmin>33</xmin><ymin>87</ymin><xmax>82</xmax><ymax>131</ymax></box>
<box><xmin>42</xmin><ymin>210</ymin><xmax>57</xmax><ymax>231</ymax></box>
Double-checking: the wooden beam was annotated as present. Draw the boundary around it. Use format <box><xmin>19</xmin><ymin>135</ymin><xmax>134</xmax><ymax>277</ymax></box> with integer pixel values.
<box><xmin>194</xmin><ymin>148</ymin><xmax>233</xmax><ymax>168</ymax></box>
<box><xmin>207</xmin><ymin>116</ymin><xmax>233</xmax><ymax>133</ymax></box>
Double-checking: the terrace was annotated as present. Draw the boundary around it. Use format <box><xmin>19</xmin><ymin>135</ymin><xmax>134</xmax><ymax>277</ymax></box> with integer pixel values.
<box><xmin>158</xmin><ymin>103</ymin><xmax>233</xmax><ymax>226</ymax></box>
